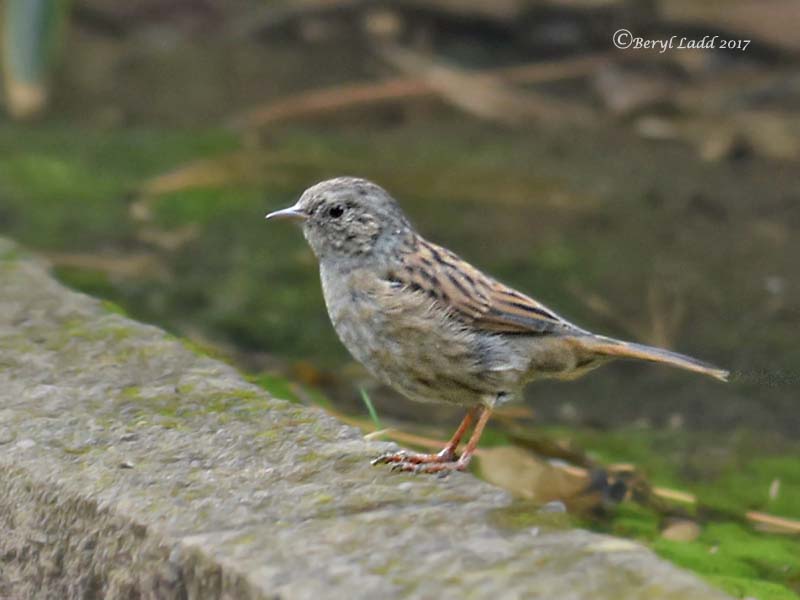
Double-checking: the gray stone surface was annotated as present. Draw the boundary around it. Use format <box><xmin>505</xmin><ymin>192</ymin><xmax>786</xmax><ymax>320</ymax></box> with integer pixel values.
<box><xmin>0</xmin><ymin>237</ymin><xmax>729</xmax><ymax>600</ymax></box>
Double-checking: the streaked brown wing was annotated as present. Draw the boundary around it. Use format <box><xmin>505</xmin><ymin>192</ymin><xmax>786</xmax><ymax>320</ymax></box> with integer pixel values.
<box><xmin>389</xmin><ymin>239</ymin><xmax>583</xmax><ymax>335</ymax></box>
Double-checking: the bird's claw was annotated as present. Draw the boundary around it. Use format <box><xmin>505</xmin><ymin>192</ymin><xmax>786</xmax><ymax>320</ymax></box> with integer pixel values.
<box><xmin>384</xmin><ymin>458</ymin><xmax>469</xmax><ymax>475</ymax></box>
<box><xmin>371</xmin><ymin>451</ymin><xmax>411</xmax><ymax>465</ymax></box>
<box><xmin>371</xmin><ymin>449</ymin><xmax>455</xmax><ymax>466</ymax></box>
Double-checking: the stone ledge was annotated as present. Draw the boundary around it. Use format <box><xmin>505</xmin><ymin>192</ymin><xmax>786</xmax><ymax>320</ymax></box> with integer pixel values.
<box><xmin>0</xmin><ymin>238</ymin><xmax>729</xmax><ymax>599</ymax></box>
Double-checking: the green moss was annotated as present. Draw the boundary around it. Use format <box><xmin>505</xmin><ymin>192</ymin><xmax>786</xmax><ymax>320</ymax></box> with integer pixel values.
<box><xmin>570</xmin><ymin>427</ymin><xmax>800</xmax><ymax>599</ymax></box>
<box><xmin>121</xmin><ymin>385</ymin><xmax>141</xmax><ymax>399</ymax></box>
<box><xmin>54</xmin><ymin>266</ymin><xmax>115</xmax><ymax>300</ymax></box>
<box><xmin>692</xmin><ymin>455</ymin><xmax>800</xmax><ymax>520</ymax></box>
<box><xmin>370</xmin><ymin>561</ymin><xmax>396</xmax><ymax>577</ymax></box>
<box><xmin>255</xmin><ymin>429</ymin><xmax>280</xmax><ymax>442</ymax></box>
<box><xmin>312</xmin><ymin>492</ymin><xmax>334</xmax><ymax>505</ymax></box>
<box><xmin>490</xmin><ymin>500</ymin><xmax>574</xmax><ymax>531</ymax></box>
<box><xmin>655</xmin><ymin>537</ymin><xmax>760</xmax><ymax>579</ymax></box>
<box><xmin>179</xmin><ymin>337</ymin><xmax>231</xmax><ymax>363</ymax></box>
<box><xmin>230</xmin><ymin>532</ymin><xmax>259</xmax><ymax>547</ymax></box>
<box><xmin>300</xmin><ymin>451</ymin><xmax>322</xmax><ymax>463</ymax></box>
<box><xmin>611</xmin><ymin>504</ymin><xmax>660</xmax><ymax>540</ymax></box>
<box><xmin>700</xmin><ymin>523</ymin><xmax>799</xmax><ymax>583</ymax></box>
<box><xmin>61</xmin><ymin>318</ymin><xmax>134</xmax><ymax>344</ymax></box>
<box><xmin>101</xmin><ymin>299</ymin><xmax>129</xmax><ymax>316</ymax></box>
<box><xmin>154</xmin><ymin>417</ymin><xmax>182</xmax><ymax>430</ymax></box>
<box><xmin>113</xmin><ymin>381</ymin><xmax>280</xmax><ymax>430</ymax></box>
<box><xmin>706</xmin><ymin>576</ymin><xmax>798</xmax><ymax>600</ymax></box>
<box><xmin>0</xmin><ymin>246</ymin><xmax>21</xmax><ymax>261</ymax></box>
<box><xmin>248</xmin><ymin>373</ymin><xmax>301</xmax><ymax>404</ymax></box>
<box><xmin>470</xmin><ymin>428</ymin><xmax>512</xmax><ymax>449</ymax></box>
<box><xmin>61</xmin><ymin>445</ymin><xmax>93</xmax><ymax>456</ymax></box>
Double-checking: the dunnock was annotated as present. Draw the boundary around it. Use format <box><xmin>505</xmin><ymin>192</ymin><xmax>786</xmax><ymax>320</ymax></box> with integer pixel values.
<box><xmin>267</xmin><ymin>177</ymin><xmax>728</xmax><ymax>474</ymax></box>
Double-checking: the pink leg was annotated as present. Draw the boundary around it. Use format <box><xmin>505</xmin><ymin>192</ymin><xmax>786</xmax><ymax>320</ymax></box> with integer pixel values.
<box><xmin>371</xmin><ymin>407</ymin><xmax>479</xmax><ymax>466</ymax></box>
<box><xmin>375</xmin><ymin>407</ymin><xmax>493</xmax><ymax>475</ymax></box>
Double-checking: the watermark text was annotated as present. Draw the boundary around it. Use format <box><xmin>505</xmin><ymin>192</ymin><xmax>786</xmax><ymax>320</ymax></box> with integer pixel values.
<box><xmin>613</xmin><ymin>29</ymin><xmax>751</xmax><ymax>53</ymax></box>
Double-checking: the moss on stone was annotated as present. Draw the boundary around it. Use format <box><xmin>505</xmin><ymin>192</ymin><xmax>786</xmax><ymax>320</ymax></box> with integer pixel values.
<box><xmin>101</xmin><ymin>300</ymin><xmax>129</xmax><ymax>316</ymax></box>
<box><xmin>490</xmin><ymin>499</ymin><xmax>574</xmax><ymax>532</ymax></box>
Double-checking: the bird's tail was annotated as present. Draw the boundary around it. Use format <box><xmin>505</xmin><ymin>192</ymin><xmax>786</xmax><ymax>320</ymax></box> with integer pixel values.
<box><xmin>578</xmin><ymin>335</ymin><xmax>729</xmax><ymax>382</ymax></box>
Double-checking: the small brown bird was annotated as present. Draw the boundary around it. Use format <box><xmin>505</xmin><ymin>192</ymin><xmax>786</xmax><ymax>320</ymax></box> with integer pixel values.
<box><xmin>267</xmin><ymin>177</ymin><xmax>728</xmax><ymax>474</ymax></box>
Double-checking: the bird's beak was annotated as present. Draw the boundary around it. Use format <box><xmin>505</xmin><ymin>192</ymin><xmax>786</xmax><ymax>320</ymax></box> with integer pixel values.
<box><xmin>265</xmin><ymin>205</ymin><xmax>307</xmax><ymax>222</ymax></box>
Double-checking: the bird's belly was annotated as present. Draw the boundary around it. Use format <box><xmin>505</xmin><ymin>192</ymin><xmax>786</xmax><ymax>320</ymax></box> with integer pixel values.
<box><xmin>322</xmin><ymin>268</ymin><xmax>521</xmax><ymax>406</ymax></box>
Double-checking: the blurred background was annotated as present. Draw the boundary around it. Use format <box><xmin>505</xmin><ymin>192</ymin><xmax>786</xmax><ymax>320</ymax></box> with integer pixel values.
<box><xmin>1</xmin><ymin>0</ymin><xmax>799</xmax><ymax>596</ymax></box>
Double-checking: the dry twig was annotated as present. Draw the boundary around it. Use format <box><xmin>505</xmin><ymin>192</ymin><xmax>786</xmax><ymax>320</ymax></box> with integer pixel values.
<box><xmin>376</xmin><ymin>44</ymin><xmax>594</xmax><ymax>125</ymax></box>
<box><xmin>233</xmin><ymin>53</ymin><xmax>611</xmax><ymax>130</ymax></box>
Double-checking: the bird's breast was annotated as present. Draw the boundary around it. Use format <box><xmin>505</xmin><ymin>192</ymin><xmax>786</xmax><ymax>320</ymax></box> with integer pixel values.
<box><xmin>318</xmin><ymin>262</ymin><xmax>524</xmax><ymax>406</ymax></box>
<box><xmin>319</xmin><ymin>264</ymin><xmax>410</xmax><ymax>369</ymax></box>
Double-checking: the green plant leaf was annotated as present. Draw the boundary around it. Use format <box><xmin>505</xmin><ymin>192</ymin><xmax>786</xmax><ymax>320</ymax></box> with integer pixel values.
<box><xmin>2</xmin><ymin>0</ymin><xmax>68</xmax><ymax>118</ymax></box>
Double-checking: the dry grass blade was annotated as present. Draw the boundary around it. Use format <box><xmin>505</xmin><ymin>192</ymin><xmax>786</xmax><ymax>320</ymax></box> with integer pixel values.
<box><xmin>732</xmin><ymin>110</ymin><xmax>800</xmax><ymax>161</ymax></box>
<box><xmin>746</xmin><ymin>511</ymin><xmax>800</xmax><ymax>535</ymax></box>
<box><xmin>643</xmin><ymin>111</ymin><xmax>800</xmax><ymax>163</ymax></box>
<box><xmin>645</xmin><ymin>281</ymin><xmax>685</xmax><ymax>348</ymax></box>
<box><xmin>228</xmin><ymin>0</ymin><xmax>369</xmax><ymax>38</ymax></box>
<box><xmin>132</xmin><ymin>152</ymin><xmax>303</xmax><ymax>223</ymax></box>
<box><xmin>653</xmin><ymin>487</ymin><xmax>696</xmax><ymax>505</ymax></box>
<box><xmin>566</xmin><ymin>281</ymin><xmax>643</xmax><ymax>341</ymax></box>
<box><xmin>339</xmin><ymin>418</ymin><xmax>451</xmax><ymax>452</ymax></box>
<box><xmin>138</xmin><ymin>151</ymin><xmax>270</xmax><ymax>198</ymax></box>
<box><xmin>132</xmin><ymin>152</ymin><xmax>266</xmax><ymax>223</ymax></box>
<box><xmin>135</xmin><ymin>224</ymin><xmax>200</xmax><ymax>251</ymax></box>
<box><xmin>232</xmin><ymin>78</ymin><xmax>429</xmax><ymax>130</ymax></box>
<box><xmin>492</xmin><ymin>405</ymin><xmax>536</xmax><ymax>421</ymax></box>
<box><xmin>233</xmin><ymin>53</ymin><xmax>610</xmax><ymax>130</ymax></box>
<box><xmin>42</xmin><ymin>251</ymin><xmax>168</xmax><ymax>279</ymax></box>
<box><xmin>376</xmin><ymin>44</ymin><xmax>593</xmax><ymax>126</ymax></box>
<box><xmin>567</xmin><ymin>279</ymin><xmax>686</xmax><ymax>348</ymax></box>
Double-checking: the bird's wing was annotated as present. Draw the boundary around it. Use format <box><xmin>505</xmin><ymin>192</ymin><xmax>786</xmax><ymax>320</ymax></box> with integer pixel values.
<box><xmin>389</xmin><ymin>239</ymin><xmax>583</xmax><ymax>335</ymax></box>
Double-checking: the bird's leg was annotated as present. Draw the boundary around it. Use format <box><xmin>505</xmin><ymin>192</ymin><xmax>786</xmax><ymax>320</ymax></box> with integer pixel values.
<box><xmin>437</xmin><ymin>406</ymin><xmax>479</xmax><ymax>460</ymax></box>
<box><xmin>388</xmin><ymin>407</ymin><xmax>493</xmax><ymax>475</ymax></box>
<box><xmin>371</xmin><ymin>407</ymin><xmax>479</xmax><ymax>466</ymax></box>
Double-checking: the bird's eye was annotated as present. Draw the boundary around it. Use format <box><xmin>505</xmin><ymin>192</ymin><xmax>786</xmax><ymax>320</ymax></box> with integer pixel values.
<box><xmin>328</xmin><ymin>205</ymin><xmax>344</xmax><ymax>219</ymax></box>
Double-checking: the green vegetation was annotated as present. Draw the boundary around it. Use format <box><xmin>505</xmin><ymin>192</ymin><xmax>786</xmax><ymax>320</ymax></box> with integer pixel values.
<box><xmin>1</xmin><ymin>0</ymin><xmax>68</xmax><ymax>119</ymax></box>
<box><xmin>360</xmin><ymin>388</ymin><xmax>383</xmax><ymax>430</ymax></box>
<box><xmin>570</xmin><ymin>428</ymin><xmax>800</xmax><ymax>599</ymax></box>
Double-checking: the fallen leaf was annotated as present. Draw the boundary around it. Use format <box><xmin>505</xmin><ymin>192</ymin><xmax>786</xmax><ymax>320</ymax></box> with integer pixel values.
<box><xmin>475</xmin><ymin>445</ymin><xmax>592</xmax><ymax>510</ymax></box>
<box><xmin>661</xmin><ymin>519</ymin><xmax>701</xmax><ymax>542</ymax></box>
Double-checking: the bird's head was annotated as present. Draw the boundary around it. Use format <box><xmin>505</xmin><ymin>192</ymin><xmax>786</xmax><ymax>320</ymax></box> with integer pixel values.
<box><xmin>266</xmin><ymin>177</ymin><xmax>412</xmax><ymax>263</ymax></box>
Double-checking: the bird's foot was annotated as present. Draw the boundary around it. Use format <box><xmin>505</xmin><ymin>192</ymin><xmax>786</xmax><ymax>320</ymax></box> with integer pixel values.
<box><xmin>372</xmin><ymin>448</ymin><xmax>473</xmax><ymax>475</ymax></box>
<box><xmin>373</xmin><ymin>408</ymin><xmax>489</xmax><ymax>475</ymax></box>
<box><xmin>371</xmin><ymin>447</ymin><xmax>457</xmax><ymax>467</ymax></box>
